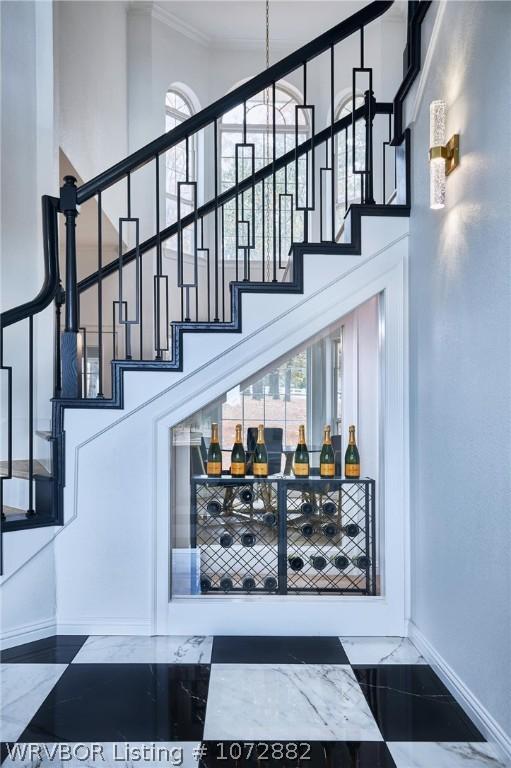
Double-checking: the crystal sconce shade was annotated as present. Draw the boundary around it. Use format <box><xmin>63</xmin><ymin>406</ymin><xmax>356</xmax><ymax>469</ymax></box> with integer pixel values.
<box><xmin>429</xmin><ymin>100</ymin><xmax>460</xmax><ymax>210</ymax></box>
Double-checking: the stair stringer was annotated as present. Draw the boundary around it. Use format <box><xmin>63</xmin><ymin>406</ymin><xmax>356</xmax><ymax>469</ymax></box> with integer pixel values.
<box><xmin>51</xmin><ymin>215</ymin><xmax>409</xmax><ymax>636</ymax></box>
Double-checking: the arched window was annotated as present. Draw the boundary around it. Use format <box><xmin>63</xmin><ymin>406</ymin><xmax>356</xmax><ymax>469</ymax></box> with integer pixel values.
<box><xmin>335</xmin><ymin>93</ymin><xmax>365</xmax><ymax>233</ymax></box>
<box><xmin>220</xmin><ymin>84</ymin><xmax>309</xmax><ymax>267</ymax></box>
<box><xmin>165</xmin><ymin>88</ymin><xmax>196</xmax><ymax>242</ymax></box>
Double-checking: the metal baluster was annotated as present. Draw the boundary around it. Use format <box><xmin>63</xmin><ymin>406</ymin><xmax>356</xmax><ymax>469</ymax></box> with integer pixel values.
<box><xmin>303</xmin><ymin>61</ymin><xmax>309</xmax><ymax>243</ymax></box>
<box><xmin>221</xmin><ymin>205</ymin><xmax>226</xmax><ymax>321</ymax></box>
<box><xmin>330</xmin><ymin>45</ymin><xmax>335</xmax><ymax>241</ymax></box>
<box><xmin>344</xmin><ymin>127</ymin><xmax>348</xmax><ymax>212</ymax></box>
<box><xmin>272</xmin><ymin>81</ymin><xmax>277</xmax><ymax>281</ymax></box>
<box><xmin>213</xmin><ymin>119</ymin><xmax>220</xmax><ymax>321</ymax></box>
<box><xmin>364</xmin><ymin>88</ymin><xmax>375</xmax><ymax>205</ymax></box>
<box><xmin>54</xmin><ymin>284</ymin><xmax>63</xmax><ymax>398</ymax></box>
<box><xmin>97</xmin><ymin>192</ymin><xmax>104</xmax><ymax>396</ymax></box>
<box><xmin>261</xmin><ymin>178</ymin><xmax>266</xmax><ymax>282</ymax></box>
<box><xmin>155</xmin><ymin>155</ymin><xmax>162</xmax><ymax>357</ymax></box>
<box><xmin>26</xmin><ymin>316</ymin><xmax>35</xmax><ymax>517</ymax></box>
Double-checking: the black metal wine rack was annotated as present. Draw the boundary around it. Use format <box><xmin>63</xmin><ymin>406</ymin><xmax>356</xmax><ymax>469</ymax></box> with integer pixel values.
<box><xmin>190</xmin><ymin>476</ymin><xmax>376</xmax><ymax>595</ymax></box>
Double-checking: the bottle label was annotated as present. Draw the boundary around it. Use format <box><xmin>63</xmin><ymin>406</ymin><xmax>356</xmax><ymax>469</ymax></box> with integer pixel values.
<box><xmin>320</xmin><ymin>463</ymin><xmax>335</xmax><ymax>477</ymax></box>
<box><xmin>207</xmin><ymin>461</ymin><xmax>222</xmax><ymax>475</ymax></box>
<box><xmin>345</xmin><ymin>464</ymin><xmax>360</xmax><ymax>478</ymax></box>
<box><xmin>253</xmin><ymin>463</ymin><xmax>268</xmax><ymax>476</ymax></box>
<box><xmin>231</xmin><ymin>462</ymin><xmax>245</xmax><ymax>476</ymax></box>
<box><xmin>294</xmin><ymin>463</ymin><xmax>309</xmax><ymax>477</ymax></box>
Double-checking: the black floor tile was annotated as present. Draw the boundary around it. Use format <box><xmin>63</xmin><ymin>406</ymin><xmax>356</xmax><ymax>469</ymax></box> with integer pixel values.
<box><xmin>18</xmin><ymin>663</ymin><xmax>210</xmax><ymax>743</ymax></box>
<box><xmin>199</xmin><ymin>741</ymin><xmax>396</xmax><ymax>767</ymax></box>
<box><xmin>354</xmin><ymin>665</ymin><xmax>485</xmax><ymax>742</ymax></box>
<box><xmin>1</xmin><ymin>635</ymin><xmax>88</xmax><ymax>664</ymax></box>
<box><xmin>211</xmin><ymin>636</ymin><xmax>349</xmax><ymax>664</ymax></box>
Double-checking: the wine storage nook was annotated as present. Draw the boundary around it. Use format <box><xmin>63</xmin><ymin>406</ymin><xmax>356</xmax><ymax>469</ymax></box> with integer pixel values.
<box><xmin>190</xmin><ymin>476</ymin><xmax>376</xmax><ymax>596</ymax></box>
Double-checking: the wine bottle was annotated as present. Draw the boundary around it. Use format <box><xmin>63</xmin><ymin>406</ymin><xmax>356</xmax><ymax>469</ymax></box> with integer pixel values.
<box><xmin>344</xmin><ymin>425</ymin><xmax>360</xmax><ymax>479</ymax></box>
<box><xmin>353</xmin><ymin>555</ymin><xmax>371</xmax><ymax>569</ymax></box>
<box><xmin>206</xmin><ymin>499</ymin><xmax>222</xmax><ymax>517</ymax></box>
<box><xmin>241</xmin><ymin>532</ymin><xmax>256</xmax><ymax>547</ymax></box>
<box><xmin>219</xmin><ymin>533</ymin><xmax>233</xmax><ymax>548</ymax></box>
<box><xmin>220</xmin><ymin>576</ymin><xmax>233</xmax><ymax>592</ymax></box>
<box><xmin>301</xmin><ymin>523</ymin><xmax>314</xmax><ymax>538</ymax></box>
<box><xmin>300</xmin><ymin>501</ymin><xmax>315</xmax><ymax>516</ymax></box>
<box><xmin>331</xmin><ymin>554</ymin><xmax>350</xmax><ymax>571</ymax></box>
<box><xmin>264</xmin><ymin>576</ymin><xmax>277</xmax><ymax>591</ymax></box>
<box><xmin>323</xmin><ymin>522</ymin><xmax>338</xmax><ymax>538</ymax></box>
<box><xmin>262</xmin><ymin>511</ymin><xmax>277</xmax><ymax>527</ymax></box>
<box><xmin>320</xmin><ymin>425</ymin><xmax>335</xmax><ymax>478</ymax></box>
<box><xmin>207</xmin><ymin>423</ymin><xmax>222</xmax><ymax>477</ymax></box>
<box><xmin>200</xmin><ymin>576</ymin><xmax>212</xmax><ymax>592</ymax></box>
<box><xmin>310</xmin><ymin>555</ymin><xmax>327</xmax><ymax>571</ymax></box>
<box><xmin>343</xmin><ymin>523</ymin><xmax>361</xmax><ymax>538</ymax></box>
<box><xmin>242</xmin><ymin>576</ymin><xmax>256</xmax><ymax>591</ymax></box>
<box><xmin>293</xmin><ymin>424</ymin><xmax>309</xmax><ymax>477</ymax></box>
<box><xmin>322</xmin><ymin>501</ymin><xmax>336</xmax><ymax>516</ymax></box>
<box><xmin>253</xmin><ymin>424</ymin><xmax>269</xmax><ymax>478</ymax></box>
<box><xmin>231</xmin><ymin>423</ymin><xmax>246</xmax><ymax>478</ymax></box>
<box><xmin>288</xmin><ymin>555</ymin><xmax>304</xmax><ymax>571</ymax></box>
<box><xmin>239</xmin><ymin>488</ymin><xmax>253</xmax><ymax>504</ymax></box>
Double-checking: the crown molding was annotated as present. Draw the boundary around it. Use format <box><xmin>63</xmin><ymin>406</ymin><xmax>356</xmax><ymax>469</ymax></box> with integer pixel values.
<box><xmin>150</xmin><ymin>2</ymin><xmax>211</xmax><ymax>46</ymax></box>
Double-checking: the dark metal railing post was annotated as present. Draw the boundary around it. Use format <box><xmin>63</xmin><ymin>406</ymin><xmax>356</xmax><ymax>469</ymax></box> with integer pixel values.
<box><xmin>60</xmin><ymin>175</ymin><xmax>82</xmax><ymax>398</ymax></box>
<box><xmin>54</xmin><ymin>282</ymin><xmax>64</xmax><ymax>398</ymax></box>
<box><xmin>363</xmin><ymin>89</ymin><xmax>376</xmax><ymax>205</ymax></box>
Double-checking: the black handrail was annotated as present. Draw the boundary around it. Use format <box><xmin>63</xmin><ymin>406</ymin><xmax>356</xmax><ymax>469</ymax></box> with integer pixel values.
<box><xmin>1</xmin><ymin>196</ymin><xmax>60</xmax><ymax>328</ymax></box>
<box><xmin>76</xmin><ymin>0</ymin><xmax>393</xmax><ymax>204</ymax></box>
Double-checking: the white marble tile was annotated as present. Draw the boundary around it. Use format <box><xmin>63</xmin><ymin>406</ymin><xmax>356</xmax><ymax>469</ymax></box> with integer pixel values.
<box><xmin>387</xmin><ymin>742</ymin><xmax>509</xmax><ymax>768</ymax></box>
<box><xmin>340</xmin><ymin>636</ymin><xmax>426</xmax><ymax>665</ymax></box>
<box><xmin>72</xmin><ymin>635</ymin><xmax>213</xmax><ymax>664</ymax></box>
<box><xmin>204</xmin><ymin>663</ymin><xmax>382</xmax><ymax>741</ymax></box>
<box><xmin>1</xmin><ymin>742</ymin><xmax>200</xmax><ymax>767</ymax></box>
<box><xmin>0</xmin><ymin>663</ymin><xmax>67</xmax><ymax>742</ymax></box>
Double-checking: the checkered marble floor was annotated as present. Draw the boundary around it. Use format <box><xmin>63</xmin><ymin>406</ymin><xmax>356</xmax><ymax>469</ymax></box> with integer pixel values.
<box><xmin>0</xmin><ymin>635</ymin><xmax>507</xmax><ymax>767</ymax></box>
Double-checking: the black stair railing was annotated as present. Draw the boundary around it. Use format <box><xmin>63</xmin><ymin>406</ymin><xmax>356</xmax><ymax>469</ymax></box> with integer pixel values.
<box><xmin>0</xmin><ymin>0</ymin><xmax>432</xmax><ymax>554</ymax></box>
<box><xmin>57</xmin><ymin>0</ymin><xmax>403</xmax><ymax>401</ymax></box>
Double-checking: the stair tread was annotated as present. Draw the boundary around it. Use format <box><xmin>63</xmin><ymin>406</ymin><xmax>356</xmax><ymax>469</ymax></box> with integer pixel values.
<box><xmin>36</xmin><ymin>430</ymin><xmax>52</xmax><ymax>440</ymax></box>
<box><xmin>0</xmin><ymin>460</ymin><xmax>51</xmax><ymax>479</ymax></box>
<box><xmin>2</xmin><ymin>505</ymin><xmax>27</xmax><ymax>519</ymax></box>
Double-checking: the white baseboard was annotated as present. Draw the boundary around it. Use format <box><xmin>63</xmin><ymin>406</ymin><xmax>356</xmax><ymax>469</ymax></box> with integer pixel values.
<box><xmin>0</xmin><ymin>617</ymin><xmax>56</xmax><ymax>650</ymax></box>
<box><xmin>57</xmin><ymin>619</ymin><xmax>152</xmax><ymax>636</ymax></box>
<box><xmin>408</xmin><ymin>621</ymin><xmax>511</xmax><ymax>762</ymax></box>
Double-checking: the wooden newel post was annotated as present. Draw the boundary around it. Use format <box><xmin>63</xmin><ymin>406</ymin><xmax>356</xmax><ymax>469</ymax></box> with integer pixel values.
<box><xmin>363</xmin><ymin>89</ymin><xmax>376</xmax><ymax>205</ymax></box>
<box><xmin>60</xmin><ymin>175</ymin><xmax>82</xmax><ymax>399</ymax></box>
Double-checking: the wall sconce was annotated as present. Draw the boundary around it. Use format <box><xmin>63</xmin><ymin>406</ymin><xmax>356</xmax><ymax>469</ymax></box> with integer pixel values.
<box><xmin>429</xmin><ymin>100</ymin><xmax>460</xmax><ymax>209</ymax></box>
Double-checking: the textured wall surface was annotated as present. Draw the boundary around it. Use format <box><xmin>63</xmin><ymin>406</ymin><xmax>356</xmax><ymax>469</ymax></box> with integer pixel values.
<box><xmin>409</xmin><ymin>1</ymin><xmax>511</xmax><ymax>739</ymax></box>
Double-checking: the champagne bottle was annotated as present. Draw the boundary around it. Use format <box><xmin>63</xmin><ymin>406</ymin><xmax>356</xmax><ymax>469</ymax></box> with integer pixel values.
<box><xmin>206</xmin><ymin>499</ymin><xmax>222</xmax><ymax>517</ymax></box>
<box><xmin>253</xmin><ymin>424</ymin><xmax>269</xmax><ymax>478</ymax></box>
<box><xmin>239</xmin><ymin>488</ymin><xmax>253</xmax><ymax>504</ymax></box>
<box><xmin>231</xmin><ymin>423</ymin><xmax>246</xmax><ymax>478</ymax></box>
<box><xmin>320</xmin><ymin>425</ymin><xmax>335</xmax><ymax>478</ymax></box>
<box><xmin>310</xmin><ymin>555</ymin><xmax>327</xmax><ymax>571</ymax></box>
<box><xmin>293</xmin><ymin>424</ymin><xmax>310</xmax><ymax>477</ymax></box>
<box><xmin>344</xmin><ymin>425</ymin><xmax>360</xmax><ymax>479</ymax></box>
<box><xmin>220</xmin><ymin>576</ymin><xmax>233</xmax><ymax>592</ymax></box>
<box><xmin>200</xmin><ymin>575</ymin><xmax>212</xmax><ymax>592</ymax></box>
<box><xmin>343</xmin><ymin>523</ymin><xmax>361</xmax><ymax>538</ymax></box>
<box><xmin>264</xmin><ymin>576</ymin><xmax>277</xmax><ymax>592</ymax></box>
<box><xmin>242</xmin><ymin>576</ymin><xmax>256</xmax><ymax>592</ymax></box>
<box><xmin>323</xmin><ymin>522</ymin><xmax>338</xmax><ymax>538</ymax></box>
<box><xmin>301</xmin><ymin>523</ymin><xmax>314</xmax><ymax>538</ymax></box>
<box><xmin>353</xmin><ymin>555</ymin><xmax>371</xmax><ymax>569</ymax></box>
<box><xmin>207</xmin><ymin>423</ymin><xmax>222</xmax><ymax>477</ymax></box>
<box><xmin>288</xmin><ymin>555</ymin><xmax>304</xmax><ymax>571</ymax></box>
<box><xmin>241</xmin><ymin>532</ymin><xmax>256</xmax><ymax>547</ymax></box>
<box><xmin>331</xmin><ymin>554</ymin><xmax>350</xmax><ymax>571</ymax></box>
<box><xmin>262</xmin><ymin>511</ymin><xmax>277</xmax><ymax>527</ymax></box>
<box><xmin>322</xmin><ymin>501</ymin><xmax>336</xmax><ymax>516</ymax></box>
<box><xmin>300</xmin><ymin>501</ymin><xmax>315</xmax><ymax>516</ymax></box>
<box><xmin>219</xmin><ymin>533</ymin><xmax>233</xmax><ymax>548</ymax></box>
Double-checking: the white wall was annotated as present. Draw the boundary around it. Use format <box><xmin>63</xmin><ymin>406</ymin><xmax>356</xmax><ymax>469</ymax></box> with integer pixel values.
<box><xmin>0</xmin><ymin>0</ymin><xmax>58</xmax><ymax>644</ymax></box>
<box><xmin>407</xmin><ymin>0</ymin><xmax>511</xmax><ymax>744</ymax></box>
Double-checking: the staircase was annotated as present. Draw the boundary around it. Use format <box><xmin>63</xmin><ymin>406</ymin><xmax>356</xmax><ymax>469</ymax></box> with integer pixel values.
<box><xmin>0</xmin><ymin>0</ymin><xmax>431</xmax><ymax>573</ymax></box>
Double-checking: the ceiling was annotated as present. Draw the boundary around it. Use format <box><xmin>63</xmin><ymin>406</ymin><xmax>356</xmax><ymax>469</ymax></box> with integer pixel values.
<box><xmin>151</xmin><ymin>1</ymin><xmax>405</xmax><ymax>48</ymax></box>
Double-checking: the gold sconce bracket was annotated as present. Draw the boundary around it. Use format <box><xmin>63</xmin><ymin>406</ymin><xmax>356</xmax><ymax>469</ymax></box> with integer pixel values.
<box><xmin>429</xmin><ymin>133</ymin><xmax>460</xmax><ymax>176</ymax></box>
